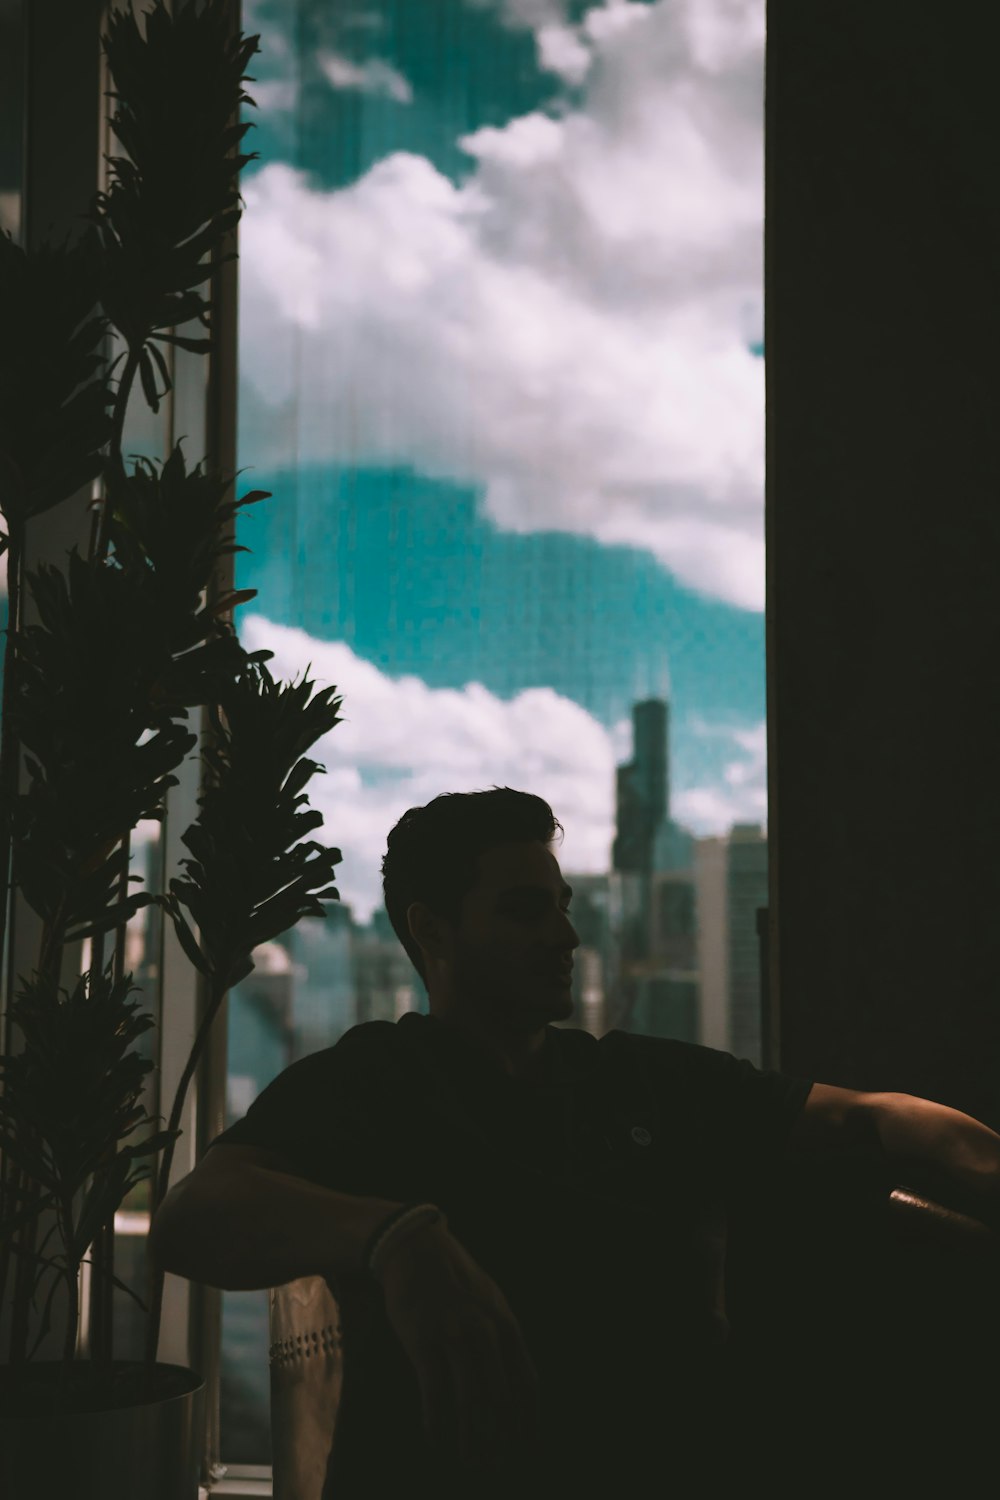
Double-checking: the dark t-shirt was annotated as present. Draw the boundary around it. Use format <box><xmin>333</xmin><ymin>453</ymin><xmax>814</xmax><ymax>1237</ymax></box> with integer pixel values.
<box><xmin>209</xmin><ymin>1012</ymin><xmax>812</xmax><ymax>1497</ymax></box>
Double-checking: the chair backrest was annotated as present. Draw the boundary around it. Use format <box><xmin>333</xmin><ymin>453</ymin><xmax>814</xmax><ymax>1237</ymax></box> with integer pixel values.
<box><xmin>268</xmin><ymin>1276</ymin><xmax>344</xmax><ymax>1500</ymax></box>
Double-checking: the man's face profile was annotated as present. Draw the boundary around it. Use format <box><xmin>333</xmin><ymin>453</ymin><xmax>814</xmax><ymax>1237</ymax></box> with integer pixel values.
<box><xmin>408</xmin><ymin>840</ymin><xmax>580</xmax><ymax>1034</ymax></box>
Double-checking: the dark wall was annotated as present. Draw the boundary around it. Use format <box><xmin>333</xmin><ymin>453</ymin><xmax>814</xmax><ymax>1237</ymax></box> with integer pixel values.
<box><xmin>767</xmin><ymin>2</ymin><xmax>1000</xmax><ymax>1122</ymax></box>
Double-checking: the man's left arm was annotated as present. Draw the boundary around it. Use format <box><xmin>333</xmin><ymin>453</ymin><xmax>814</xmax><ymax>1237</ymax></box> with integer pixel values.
<box><xmin>787</xmin><ymin>1083</ymin><xmax>1000</xmax><ymax>1218</ymax></box>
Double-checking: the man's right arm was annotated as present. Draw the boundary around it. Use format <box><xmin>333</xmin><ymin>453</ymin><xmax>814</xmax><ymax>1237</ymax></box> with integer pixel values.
<box><xmin>152</xmin><ymin>1143</ymin><xmax>543</xmax><ymax>1468</ymax></box>
<box><xmin>148</xmin><ymin>1143</ymin><xmax>410</xmax><ymax>1291</ymax></box>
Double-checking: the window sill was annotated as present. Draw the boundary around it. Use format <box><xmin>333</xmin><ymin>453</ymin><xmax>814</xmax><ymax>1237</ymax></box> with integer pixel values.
<box><xmin>199</xmin><ymin>1478</ymin><xmax>272</xmax><ymax>1498</ymax></box>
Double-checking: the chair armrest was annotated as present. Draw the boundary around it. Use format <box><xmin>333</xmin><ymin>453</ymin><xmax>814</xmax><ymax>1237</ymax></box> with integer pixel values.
<box><xmin>269</xmin><ymin>1276</ymin><xmax>344</xmax><ymax>1500</ymax></box>
<box><xmin>887</xmin><ymin>1185</ymin><xmax>1000</xmax><ymax>1252</ymax></box>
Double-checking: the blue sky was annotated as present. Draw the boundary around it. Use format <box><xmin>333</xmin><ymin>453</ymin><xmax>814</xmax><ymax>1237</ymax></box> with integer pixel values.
<box><xmin>233</xmin><ymin>0</ymin><xmax>767</xmax><ymax>923</ymax></box>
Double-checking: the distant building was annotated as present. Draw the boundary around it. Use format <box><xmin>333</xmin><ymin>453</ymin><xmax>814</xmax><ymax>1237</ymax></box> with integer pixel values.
<box><xmin>555</xmin><ymin>871</ymin><xmax>617</xmax><ymax>1036</ymax></box>
<box><xmin>352</xmin><ymin>906</ymin><xmax>421</xmax><ymax>1025</ymax></box>
<box><xmin>727</xmin><ymin>823</ymin><xmax>769</xmax><ymax>1065</ymax></box>
<box><xmin>606</xmin><ymin>697</ymin><xmax>768</xmax><ymax>1056</ymax></box>
<box><xmin>610</xmin><ymin>697</ymin><xmax>698</xmax><ymax>1039</ymax></box>
<box><xmin>286</xmin><ymin>899</ymin><xmax>358</xmax><ymax>1059</ymax></box>
<box><xmin>226</xmin><ymin>940</ymin><xmax>296</xmax><ymax>1124</ymax></box>
<box><xmin>694</xmin><ymin>835</ymin><xmax>729</xmax><ymax>1052</ymax></box>
<box><xmin>693</xmin><ymin>824</ymin><xmax>768</xmax><ymax>1063</ymax></box>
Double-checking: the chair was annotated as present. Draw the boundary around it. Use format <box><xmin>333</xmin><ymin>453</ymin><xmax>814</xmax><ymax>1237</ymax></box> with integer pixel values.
<box><xmin>725</xmin><ymin>1162</ymin><xmax>1000</xmax><ymax>1482</ymax></box>
<box><xmin>267</xmin><ymin>1185</ymin><xmax>998</xmax><ymax>1499</ymax></box>
<box><xmin>269</xmin><ymin>1275</ymin><xmax>344</xmax><ymax>1500</ymax></box>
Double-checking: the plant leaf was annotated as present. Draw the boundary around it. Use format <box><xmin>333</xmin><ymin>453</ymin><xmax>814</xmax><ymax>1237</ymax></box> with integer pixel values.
<box><xmin>0</xmin><ymin>1187</ymin><xmax>59</xmax><ymax>1242</ymax></box>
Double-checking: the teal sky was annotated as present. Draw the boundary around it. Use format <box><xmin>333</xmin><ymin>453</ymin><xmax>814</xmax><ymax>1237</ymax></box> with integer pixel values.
<box><xmin>232</xmin><ymin>0</ymin><xmax>767</xmax><ymax>919</ymax></box>
<box><xmin>235</xmin><ymin>461</ymin><xmax>765</xmax><ymax>784</ymax></box>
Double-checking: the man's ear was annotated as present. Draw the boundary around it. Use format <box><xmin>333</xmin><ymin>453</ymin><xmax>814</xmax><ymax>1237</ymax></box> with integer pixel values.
<box><xmin>407</xmin><ymin>900</ymin><xmax>449</xmax><ymax>963</ymax></box>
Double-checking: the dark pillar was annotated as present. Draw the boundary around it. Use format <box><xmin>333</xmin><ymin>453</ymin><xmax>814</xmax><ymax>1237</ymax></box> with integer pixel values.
<box><xmin>767</xmin><ymin>1</ymin><xmax>1000</xmax><ymax>1122</ymax></box>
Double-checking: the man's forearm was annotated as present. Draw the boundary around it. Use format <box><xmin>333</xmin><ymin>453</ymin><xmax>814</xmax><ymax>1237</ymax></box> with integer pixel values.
<box><xmin>149</xmin><ymin>1165</ymin><xmax>410</xmax><ymax>1291</ymax></box>
<box><xmin>870</xmin><ymin>1091</ymin><xmax>1000</xmax><ymax>1208</ymax></box>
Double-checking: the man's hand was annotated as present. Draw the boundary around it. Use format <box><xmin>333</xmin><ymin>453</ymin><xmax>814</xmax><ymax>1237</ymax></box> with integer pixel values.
<box><xmin>373</xmin><ymin>1218</ymin><xmax>542</xmax><ymax>1472</ymax></box>
<box><xmin>873</xmin><ymin>1091</ymin><xmax>1000</xmax><ymax>1215</ymax></box>
<box><xmin>791</xmin><ymin>1083</ymin><xmax>1000</xmax><ymax>1222</ymax></box>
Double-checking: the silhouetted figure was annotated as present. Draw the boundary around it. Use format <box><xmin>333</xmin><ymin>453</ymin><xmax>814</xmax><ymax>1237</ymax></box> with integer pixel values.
<box><xmin>151</xmin><ymin>788</ymin><xmax>1000</xmax><ymax>1498</ymax></box>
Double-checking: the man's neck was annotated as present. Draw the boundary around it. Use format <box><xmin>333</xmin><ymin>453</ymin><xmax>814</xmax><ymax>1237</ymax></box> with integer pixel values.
<box><xmin>428</xmin><ymin>1009</ymin><xmax>548</xmax><ymax>1082</ymax></box>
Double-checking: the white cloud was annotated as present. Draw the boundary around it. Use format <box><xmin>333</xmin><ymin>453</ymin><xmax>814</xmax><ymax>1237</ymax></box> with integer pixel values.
<box><xmin>238</xmin><ymin>613</ymin><xmax>619</xmax><ymax>924</ymax></box>
<box><xmin>222</xmin><ymin>615</ymin><xmax>763</xmax><ymax>925</ymax></box>
<box><xmin>246</xmin><ymin>78</ymin><xmax>298</xmax><ymax>114</ymax></box>
<box><xmin>238</xmin><ymin>0</ymin><xmax>765</xmax><ymax>610</ymax></box>
<box><xmin>317</xmin><ymin>50</ymin><xmax>414</xmax><ymax>104</ymax></box>
<box><xmin>582</xmin><ymin>1</ymin><xmax>651</xmax><ymax>46</ymax></box>
<box><xmin>536</xmin><ymin>23</ymin><xmax>592</xmax><ymax>83</ymax></box>
<box><xmin>678</xmin><ymin>714</ymin><xmax>767</xmax><ymax>827</ymax></box>
<box><xmin>479</xmin><ymin>1</ymin><xmax>656</xmax><ymax>83</ymax></box>
<box><xmin>462</xmin><ymin>110</ymin><xmax>565</xmax><ymax>167</ymax></box>
<box><xmin>536</xmin><ymin>2</ymin><xmax>652</xmax><ymax>82</ymax></box>
<box><xmin>684</xmin><ymin>0</ymin><xmax>766</xmax><ymax>73</ymax></box>
<box><xmin>674</xmin><ymin>777</ymin><xmax>766</xmax><ymax>832</ymax></box>
<box><xmin>477</xmin><ymin>0</ymin><xmax>761</xmax><ymax>74</ymax></box>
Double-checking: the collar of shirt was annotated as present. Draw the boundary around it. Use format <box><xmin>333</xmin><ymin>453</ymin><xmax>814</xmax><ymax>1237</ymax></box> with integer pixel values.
<box><xmin>404</xmin><ymin>1010</ymin><xmax>562</xmax><ymax>1091</ymax></box>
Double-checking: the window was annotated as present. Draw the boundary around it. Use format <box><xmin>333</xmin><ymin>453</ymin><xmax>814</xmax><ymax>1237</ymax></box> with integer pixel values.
<box><xmin>223</xmin><ymin>0</ymin><xmax>768</xmax><ymax>1473</ymax></box>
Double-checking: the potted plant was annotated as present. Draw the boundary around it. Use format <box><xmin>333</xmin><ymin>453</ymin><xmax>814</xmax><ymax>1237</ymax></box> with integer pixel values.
<box><xmin>0</xmin><ymin>3</ymin><xmax>344</xmax><ymax>1495</ymax></box>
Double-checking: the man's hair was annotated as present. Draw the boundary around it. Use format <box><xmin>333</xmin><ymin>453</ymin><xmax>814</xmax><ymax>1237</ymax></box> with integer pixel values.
<box><xmin>381</xmin><ymin>786</ymin><xmax>564</xmax><ymax>989</ymax></box>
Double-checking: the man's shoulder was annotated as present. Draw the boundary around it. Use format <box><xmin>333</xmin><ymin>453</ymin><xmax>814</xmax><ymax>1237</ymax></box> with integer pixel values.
<box><xmin>549</xmin><ymin>1026</ymin><xmax>715</xmax><ymax>1095</ymax></box>
<box><xmin>590</xmin><ymin>1028</ymin><xmax>719</xmax><ymax>1065</ymax></box>
<box><xmin>212</xmin><ymin>1021</ymin><xmax>408</xmax><ymax>1143</ymax></box>
<box><xmin>260</xmin><ymin>1020</ymin><xmax>405</xmax><ymax>1089</ymax></box>
<box><xmin>593</xmin><ymin>1029</ymin><xmax>769</xmax><ymax>1093</ymax></box>
<box><xmin>329</xmin><ymin>1018</ymin><xmax>408</xmax><ymax>1060</ymax></box>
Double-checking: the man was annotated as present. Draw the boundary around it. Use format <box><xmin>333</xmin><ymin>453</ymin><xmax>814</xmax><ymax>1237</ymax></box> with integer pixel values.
<box><xmin>150</xmin><ymin>787</ymin><xmax>1000</xmax><ymax>1497</ymax></box>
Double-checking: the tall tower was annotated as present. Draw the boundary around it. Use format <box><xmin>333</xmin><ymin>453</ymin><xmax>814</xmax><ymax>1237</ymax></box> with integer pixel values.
<box><xmin>612</xmin><ymin>698</ymin><xmax>670</xmax><ymax>876</ymax></box>
<box><xmin>611</xmin><ymin>696</ymin><xmax>698</xmax><ymax>1037</ymax></box>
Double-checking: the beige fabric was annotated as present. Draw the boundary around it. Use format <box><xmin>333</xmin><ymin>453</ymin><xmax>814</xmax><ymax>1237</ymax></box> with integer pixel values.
<box><xmin>269</xmin><ymin>1277</ymin><xmax>344</xmax><ymax>1500</ymax></box>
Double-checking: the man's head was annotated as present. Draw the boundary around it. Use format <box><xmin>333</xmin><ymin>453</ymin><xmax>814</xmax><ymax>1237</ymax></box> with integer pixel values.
<box><xmin>381</xmin><ymin>786</ymin><xmax>580</xmax><ymax>1033</ymax></box>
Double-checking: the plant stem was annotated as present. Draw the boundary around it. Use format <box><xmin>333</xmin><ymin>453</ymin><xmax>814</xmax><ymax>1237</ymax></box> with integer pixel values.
<box><xmin>5</xmin><ymin>864</ymin><xmax>67</xmax><ymax>1368</ymax></box>
<box><xmin>55</xmin><ymin>1201</ymin><xmax>80</xmax><ymax>1417</ymax></box>
<box><xmin>92</xmin><ymin>342</ymin><xmax>140</xmax><ymax>568</ymax></box>
<box><xmin>142</xmin><ymin>972</ymin><xmax>227</xmax><ymax>1384</ymax></box>
<box><xmin>8</xmin><ymin>896</ymin><xmax>75</xmax><ymax>1366</ymax></box>
<box><xmin>6</xmin><ymin>1159</ymin><xmax>37</xmax><ymax>1368</ymax></box>
<box><xmin>74</xmin><ymin>328</ymin><xmax>141</xmax><ymax>1377</ymax></box>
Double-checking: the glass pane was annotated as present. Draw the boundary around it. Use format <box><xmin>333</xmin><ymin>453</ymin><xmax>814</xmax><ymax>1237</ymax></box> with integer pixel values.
<box><xmin>225</xmin><ymin>0</ymin><xmax>767</xmax><ymax>1467</ymax></box>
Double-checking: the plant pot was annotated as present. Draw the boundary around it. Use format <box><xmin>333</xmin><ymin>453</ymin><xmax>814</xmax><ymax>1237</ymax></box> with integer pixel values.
<box><xmin>0</xmin><ymin>1360</ymin><xmax>205</xmax><ymax>1500</ymax></box>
